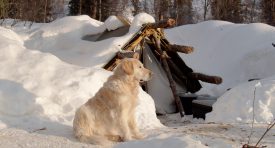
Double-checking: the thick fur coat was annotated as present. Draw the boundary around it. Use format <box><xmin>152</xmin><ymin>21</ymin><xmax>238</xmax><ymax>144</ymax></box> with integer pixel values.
<box><xmin>73</xmin><ymin>58</ymin><xmax>152</xmax><ymax>145</ymax></box>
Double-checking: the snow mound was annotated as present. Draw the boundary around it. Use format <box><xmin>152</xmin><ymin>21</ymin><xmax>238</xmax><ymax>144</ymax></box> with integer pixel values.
<box><xmin>129</xmin><ymin>13</ymin><xmax>155</xmax><ymax>33</ymax></box>
<box><xmin>165</xmin><ymin>21</ymin><xmax>275</xmax><ymax>123</ymax></box>
<box><xmin>206</xmin><ymin>76</ymin><xmax>275</xmax><ymax>123</ymax></box>
<box><xmin>24</xmin><ymin>15</ymin><xmax>110</xmax><ymax>67</ymax></box>
<box><xmin>24</xmin><ymin>14</ymin><xmax>155</xmax><ymax>68</ymax></box>
<box><xmin>104</xmin><ymin>16</ymin><xmax>125</xmax><ymax>31</ymax></box>
<box><xmin>0</xmin><ymin>13</ymin><xmax>162</xmax><ymax>138</ymax></box>
<box><xmin>165</xmin><ymin>21</ymin><xmax>275</xmax><ymax>96</ymax></box>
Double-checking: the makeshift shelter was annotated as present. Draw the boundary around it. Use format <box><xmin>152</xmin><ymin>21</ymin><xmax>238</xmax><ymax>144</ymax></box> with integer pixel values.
<box><xmin>83</xmin><ymin>17</ymin><xmax>222</xmax><ymax>117</ymax></box>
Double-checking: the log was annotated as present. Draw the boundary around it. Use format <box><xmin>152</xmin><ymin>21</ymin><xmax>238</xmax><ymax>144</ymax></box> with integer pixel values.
<box><xmin>152</xmin><ymin>32</ymin><xmax>185</xmax><ymax>117</ymax></box>
<box><xmin>104</xmin><ymin>26</ymin><xmax>147</xmax><ymax>70</ymax></box>
<box><xmin>146</xmin><ymin>38</ymin><xmax>202</xmax><ymax>93</ymax></box>
<box><xmin>166</xmin><ymin>59</ymin><xmax>187</xmax><ymax>80</ymax></box>
<box><xmin>147</xmin><ymin>18</ymin><xmax>176</xmax><ymax>29</ymax></box>
<box><xmin>168</xmin><ymin>44</ymin><xmax>194</xmax><ymax>54</ymax></box>
<box><xmin>166</xmin><ymin>59</ymin><xmax>204</xmax><ymax>92</ymax></box>
<box><xmin>103</xmin><ymin>55</ymin><xmax>119</xmax><ymax>71</ymax></box>
<box><xmin>104</xmin><ymin>52</ymin><xmax>140</xmax><ymax>71</ymax></box>
<box><xmin>103</xmin><ymin>19</ymin><xmax>175</xmax><ymax>71</ymax></box>
<box><xmin>158</xmin><ymin>35</ymin><xmax>203</xmax><ymax>93</ymax></box>
<box><xmin>188</xmin><ymin>72</ymin><xmax>222</xmax><ymax>84</ymax></box>
<box><xmin>104</xmin><ymin>59</ymin><xmax>121</xmax><ymax>71</ymax></box>
<box><xmin>117</xmin><ymin>51</ymin><xmax>140</xmax><ymax>59</ymax></box>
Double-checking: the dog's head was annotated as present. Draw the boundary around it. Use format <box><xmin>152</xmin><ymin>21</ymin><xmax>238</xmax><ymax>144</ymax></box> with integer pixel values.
<box><xmin>114</xmin><ymin>58</ymin><xmax>152</xmax><ymax>82</ymax></box>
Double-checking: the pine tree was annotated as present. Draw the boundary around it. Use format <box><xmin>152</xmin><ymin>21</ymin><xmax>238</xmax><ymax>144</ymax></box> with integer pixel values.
<box><xmin>260</xmin><ymin>0</ymin><xmax>275</xmax><ymax>26</ymax></box>
<box><xmin>0</xmin><ymin>0</ymin><xmax>8</xmax><ymax>19</ymax></box>
<box><xmin>175</xmin><ymin>0</ymin><xmax>193</xmax><ymax>25</ymax></box>
<box><xmin>211</xmin><ymin>0</ymin><xmax>242</xmax><ymax>23</ymax></box>
<box><xmin>68</xmin><ymin>0</ymin><xmax>80</xmax><ymax>15</ymax></box>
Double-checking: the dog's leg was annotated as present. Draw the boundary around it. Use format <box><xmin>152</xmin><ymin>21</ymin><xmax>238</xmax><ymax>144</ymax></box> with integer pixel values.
<box><xmin>76</xmin><ymin>134</ymin><xmax>114</xmax><ymax>146</ymax></box>
<box><xmin>128</xmin><ymin>116</ymin><xmax>145</xmax><ymax>140</ymax></box>
<box><xmin>118</xmin><ymin>110</ymin><xmax>132</xmax><ymax>141</ymax></box>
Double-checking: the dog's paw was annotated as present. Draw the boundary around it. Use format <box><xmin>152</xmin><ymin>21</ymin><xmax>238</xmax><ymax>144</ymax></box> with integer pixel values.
<box><xmin>133</xmin><ymin>133</ymin><xmax>146</xmax><ymax>140</ymax></box>
<box><xmin>121</xmin><ymin>135</ymin><xmax>133</xmax><ymax>142</ymax></box>
<box><xmin>107</xmin><ymin>135</ymin><xmax>123</xmax><ymax>142</ymax></box>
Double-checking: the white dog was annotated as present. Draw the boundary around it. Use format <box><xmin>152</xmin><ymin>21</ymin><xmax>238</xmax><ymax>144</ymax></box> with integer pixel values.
<box><xmin>73</xmin><ymin>58</ymin><xmax>152</xmax><ymax>145</ymax></box>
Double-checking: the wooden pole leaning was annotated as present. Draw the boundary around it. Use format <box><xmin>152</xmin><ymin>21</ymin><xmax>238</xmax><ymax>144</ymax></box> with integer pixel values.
<box><xmin>151</xmin><ymin>31</ymin><xmax>185</xmax><ymax>117</ymax></box>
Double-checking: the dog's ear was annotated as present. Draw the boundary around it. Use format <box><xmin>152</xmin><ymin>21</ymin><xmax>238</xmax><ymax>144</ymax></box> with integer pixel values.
<box><xmin>121</xmin><ymin>60</ymin><xmax>134</xmax><ymax>75</ymax></box>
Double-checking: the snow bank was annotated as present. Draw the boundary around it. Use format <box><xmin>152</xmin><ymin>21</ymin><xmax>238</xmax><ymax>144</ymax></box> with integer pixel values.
<box><xmin>104</xmin><ymin>16</ymin><xmax>125</xmax><ymax>31</ymax></box>
<box><xmin>206</xmin><ymin>76</ymin><xmax>275</xmax><ymax>123</ymax></box>
<box><xmin>165</xmin><ymin>21</ymin><xmax>275</xmax><ymax>123</ymax></box>
<box><xmin>24</xmin><ymin>15</ymin><xmax>110</xmax><ymax>67</ymax></box>
<box><xmin>0</xmin><ymin>13</ymin><xmax>162</xmax><ymax>139</ymax></box>
<box><xmin>23</xmin><ymin>14</ymin><xmax>154</xmax><ymax>68</ymax></box>
<box><xmin>129</xmin><ymin>13</ymin><xmax>155</xmax><ymax>33</ymax></box>
<box><xmin>165</xmin><ymin>21</ymin><xmax>275</xmax><ymax>97</ymax></box>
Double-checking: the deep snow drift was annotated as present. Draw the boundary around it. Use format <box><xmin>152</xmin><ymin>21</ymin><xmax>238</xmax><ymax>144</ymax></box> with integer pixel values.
<box><xmin>0</xmin><ymin>13</ymin><xmax>162</xmax><ymax>138</ymax></box>
<box><xmin>0</xmin><ymin>13</ymin><xmax>275</xmax><ymax>147</ymax></box>
<box><xmin>165</xmin><ymin>21</ymin><xmax>275</xmax><ymax>123</ymax></box>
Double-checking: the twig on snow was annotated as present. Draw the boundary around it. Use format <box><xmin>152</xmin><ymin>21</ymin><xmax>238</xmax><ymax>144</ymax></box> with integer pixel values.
<box><xmin>248</xmin><ymin>87</ymin><xmax>257</xmax><ymax>144</ymax></box>
<box><xmin>255</xmin><ymin>119</ymin><xmax>275</xmax><ymax>147</ymax></box>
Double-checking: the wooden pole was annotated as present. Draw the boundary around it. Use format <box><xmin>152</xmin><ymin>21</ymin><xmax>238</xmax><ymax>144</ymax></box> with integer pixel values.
<box><xmin>168</xmin><ymin>44</ymin><xmax>194</xmax><ymax>54</ymax></box>
<box><xmin>117</xmin><ymin>52</ymin><xmax>140</xmax><ymax>59</ymax></box>
<box><xmin>147</xmin><ymin>18</ymin><xmax>176</xmax><ymax>29</ymax></box>
<box><xmin>152</xmin><ymin>32</ymin><xmax>184</xmax><ymax>117</ymax></box>
<box><xmin>188</xmin><ymin>73</ymin><xmax>222</xmax><ymax>84</ymax></box>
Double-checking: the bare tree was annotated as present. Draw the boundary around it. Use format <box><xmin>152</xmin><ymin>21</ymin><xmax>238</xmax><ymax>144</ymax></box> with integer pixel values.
<box><xmin>79</xmin><ymin>0</ymin><xmax>82</xmax><ymax>15</ymax></box>
<box><xmin>175</xmin><ymin>0</ymin><xmax>193</xmax><ymax>25</ymax></box>
<box><xmin>211</xmin><ymin>0</ymin><xmax>242</xmax><ymax>23</ymax></box>
<box><xmin>250</xmin><ymin>0</ymin><xmax>256</xmax><ymax>22</ymax></box>
<box><xmin>203</xmin><ymin>0</ymin><xmax>211</xmax><ymax>21</ymax></box>
<box><xmin>131</xmin><ymin>0</ymin><xmax>141</xmax><ymax>15</ymax></box>
<box><xmin>260</xmin><ymin>0</ymin><xmax>275</xmax><ymax>26</ymax></box>
<box><xmin>98</xmin><ymin>0</ymin><xmax>102</xmax><ymax>20</ymax></box>
<box><xmin>91</xmin><ymin>0</ymin><xmax>97</xmax><ymax>18</ymax></box>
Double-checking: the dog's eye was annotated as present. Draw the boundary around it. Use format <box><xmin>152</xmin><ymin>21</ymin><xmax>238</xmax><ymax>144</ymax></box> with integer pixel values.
<box><xmin>139</xmin><ymin>66</ymin><xmax>142</xmax><ymax>68</ymax></box>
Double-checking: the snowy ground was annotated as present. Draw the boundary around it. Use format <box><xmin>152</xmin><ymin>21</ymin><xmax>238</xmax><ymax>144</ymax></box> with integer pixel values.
<box><xmin>1</xmin><ymin>115</ymin><xmax>275</xmax><ymax>148</ymax></box>
<box><xmin>0</xmin><ymin>13</ymin><xmax>275</xmax><ymax>147</ymax></box>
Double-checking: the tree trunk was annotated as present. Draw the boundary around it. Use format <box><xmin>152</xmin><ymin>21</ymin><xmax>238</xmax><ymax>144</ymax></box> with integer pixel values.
<box><xmin>44</xmin><ymin>0</ymin><xmax>48</xmax><ymax>23</ymax></box>
<box><xmin>91</xmin><ymin>0</ymin><xmax>97</xmax><ymax>19</ymax></box>
<box><xmin>250</xmin><ymin>0</ymin><xmax>256</xmax><ymax>22</ymax></box>
<box><xmin>79</xmin><ymin>0</ymin><xmax>82</xmax><ymax>15</ymax></box>
<box><xmin>98</xmin><ymin>0</ymin><xmax>102</xmax><ymax>21</ymax></box>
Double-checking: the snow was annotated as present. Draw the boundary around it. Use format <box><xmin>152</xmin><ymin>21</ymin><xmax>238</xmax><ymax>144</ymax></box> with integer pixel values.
<box><xmin>165</xmin><ymin>21</ymin><xmax>275</xmax><ymax>123</ymax></box>
<box><xmin>115</xmin><ymin>135</ymin><xmax>208</xmax><ymax>148</ymax></box>
<box><xmin>129</xmin><ymin>13</ymin><xmax>155</xmax><ymax>33</ymax></box>
<box><xmin>206</xmin><ymin>76</ymin><xmax>275</xmax><ymax>123</ymax></box>
<box><xmin>0</xmin><ymin>13</ymin><xmax>162</xmax><ymax>146</ymax></box>
<box><xmin>165</xmin><ymin>21</ymin><xmax>275</xmax><ymax>97</ymax></box>
<box><xmin>104</xmin><ymin>16</ymin><xmax>125</xmax><ymax>31</ymax></box>
<box><xmin>1</xmin><ymin>13</ymin><xmax>275</xmax><ymax>147</ymax></box>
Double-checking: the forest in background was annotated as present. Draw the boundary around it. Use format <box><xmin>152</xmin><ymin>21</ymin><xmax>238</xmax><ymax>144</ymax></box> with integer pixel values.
<box><xmin>0</xmin><ymin>0</ymin><xmax>274</xmax><ymax>26</ymax></box>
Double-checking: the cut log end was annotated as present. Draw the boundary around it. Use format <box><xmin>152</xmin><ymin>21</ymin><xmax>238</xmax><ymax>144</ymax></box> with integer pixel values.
<box><xmin>189</xmin><ymin>73</ymin><xmax>223</xmax><ymax>85</ymax></box>
<box><xmin>147</xmin><ymin>18</ymin><xmax>176</xmax><ymax>29</ymax></box>
<box><xmin>170</xmin><ymin>44</ymin><xmax>194</xmax><ymax>54</ymax></box>
<box><xmin>167</xmin><ymin>18</ymin><xmax>176</xmax><ymax>27</ymax></box>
